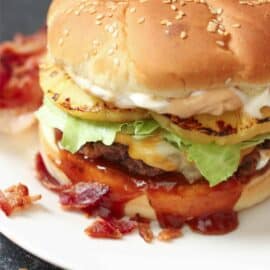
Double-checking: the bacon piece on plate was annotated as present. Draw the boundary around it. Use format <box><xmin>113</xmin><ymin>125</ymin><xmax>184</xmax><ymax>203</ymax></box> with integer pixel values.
<box><xmin>138</xmin><ymin>221</ymin><xmax>154</xmax><ymax>243</ymax></box>
<box><xmin>130</xmin><ymin>214</ymin><xmax>154</xmax><ymax>243</ymax></box>
<box><xmin>158</xmin><ymin>228</ymin><xmax>182</xmax><ymax>242</ymax></box>
<box><xmin>0</xmin><ymin>29</ymin><xmax>46</xmax><ymax>133</ymax></box>
<box><xmin>0</xmin><ymin>183</ymin><xmax>41</xmax><ymax>216</ymax></box>
<box><xmin>110</xmin><ymin>218</ymin><xmax>137</xmax><ymax>234</ymax></box>
<box><xmin>85</xmin><ymin>217</ymin><xmax>137</xmax><ymax>239</ymax></box>
<box><xmin>59</xmin><ymin>182</ymin><xmax>110</xmax><ymax>210</ymax></box>
<box><xmin>85</xmin><ymin>218</ymin><xmax>122</xmax><ymax>239</ymax></box>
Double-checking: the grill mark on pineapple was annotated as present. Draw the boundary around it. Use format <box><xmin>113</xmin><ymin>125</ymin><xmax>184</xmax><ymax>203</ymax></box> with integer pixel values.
<box><xmin>169</xmin><ymin>115</ymin><xmax>236</xmax><ymax>137</ymax></box>
<box><xmin>168</xmin><ymin>114</ymin><xmax>270</xmax><ymax>137</ymax></box>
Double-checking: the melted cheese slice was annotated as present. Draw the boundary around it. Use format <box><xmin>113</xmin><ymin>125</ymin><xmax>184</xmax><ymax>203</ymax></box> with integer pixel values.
<box><xmin>116</xmin><ymin>133</ymin><xmax>201</xmax><ymax>181</ymax></box>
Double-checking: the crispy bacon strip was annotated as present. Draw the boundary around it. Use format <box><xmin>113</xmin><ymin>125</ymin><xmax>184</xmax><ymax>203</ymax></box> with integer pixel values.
<box><xmin>85</xmin><ymin>218</ymin><xmax>122</xmax><ymax>239</ymax></box>
<box><xmin>158</xmin><ymin>228</ymin><xmax>182</xmax><ymax>242</ymax></box>
<box><xmin>110</xmin><ymin>218</ymin><xmax>137</xmax><ymax>234</ymax></box>
<box><xmin>138</xmin><ymin>222</ymin><xmax>154</xmax><ymax>243</ymax></box>
<box><xmin>59</xmin><ymin>182</ymin><xmax>110</xmax><ymax>210</ymax></box>
<box><xmin>0</xmin><ymin>29</ymin><xmax>46</xmax><ymax>109</ymax></box>
<box><xmin>85</xmin><ymin>217</ymin><xmax>137</xmax><ymax>239</ymax></box>
<box><xmin>0</xmin><ymin>183</ymin><xmax>41</xmax><ymax>216</ymax></box>
<box><xmin>131</xmin><ymin>215</ymin><xmax>154</xmax><ymax>242</ymax></box>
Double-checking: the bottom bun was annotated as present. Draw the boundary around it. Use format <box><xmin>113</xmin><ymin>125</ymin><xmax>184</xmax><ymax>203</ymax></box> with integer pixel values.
<box><xmin>39</xmin><ymin>123</ymin><xmax>270</xmax><ymax>221</ymax></box>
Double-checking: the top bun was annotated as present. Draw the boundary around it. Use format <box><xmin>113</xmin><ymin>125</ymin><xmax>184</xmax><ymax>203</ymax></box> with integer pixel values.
<box><xmin>47</xmin><ymin>0</ymin><xmax>270</xmax><ymax>97</ymax></box>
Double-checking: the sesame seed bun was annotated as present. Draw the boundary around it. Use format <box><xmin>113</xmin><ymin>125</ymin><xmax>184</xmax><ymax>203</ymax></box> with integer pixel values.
<box><xmin>39</xmin><ymin>123</ymin><xmax>270</xmax><ymax>220</ymax></box>
<box><xmin>47</xmin><ymin>0</ymin><xmax>270</xmax><ymax>97</ymax></box>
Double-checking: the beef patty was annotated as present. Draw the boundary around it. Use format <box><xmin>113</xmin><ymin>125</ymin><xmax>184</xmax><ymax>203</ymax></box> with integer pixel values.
<box><xmin>79</xmin><ymin>143</ymin><xmax>165</xmax><ymax>177</ymax></box>
<box><xmin>78</xmin><ymin>141</ymin><xmax>270</xmax><ymax>179</ymax></box>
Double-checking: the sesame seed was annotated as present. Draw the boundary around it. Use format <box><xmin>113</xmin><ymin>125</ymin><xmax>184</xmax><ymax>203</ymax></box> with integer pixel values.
<box><xmin>217</xmin><ymin>29</ymin><xmax>225</xmax><ymax>35</ymax></box>
<box><xmin>64</xmin><ymin>29</ymin><xmax>70</xmax><ymax>36</ymax></box>
<box><xmin>209</xmin><ymin>6</ymin><xmax>223</xmax><ymax>15</ymax></box>
<box><xmin>171</xmin><ymin>4</ymin><xmax>177</xmax><ymax>11</ymax></box>
<box><xmin>216</xmin><ymin>40</ymin><xmax>225</xmax><ymax>47</ymax></box>
<box><xmin>216</xmin><ymin>8</ymin><xmax>223</xmax><ymax>15</ymax></box>
<box><xmin>137</xmin><ymin>17</ymin><xmax>145</xmax><ymax>24</ymax></box>
<box><xmin>160</xmin><ymin>19</ymin><xmax>172</xmax><ymax>26</ymax></box>
<box><xmin>113</xmin><ymin>58</ymin><xmax>120</xmax><ymax>66</ymax></box>
<box><xmin>58</xmin><ymin>38</ymin><xmax>64</xmax><ymax>46</ymax></box>
<box><xmin>112</xmin><ymin>31</ymin><xmax>119</xmax><ymax>38</ymax></box>
<box><xmin>129</xmin><ymin>7</ymin><xmax>136</xmax><ymax>13</ymax></box>
<box><xmin>175</xmin><ymin>10</ymin><xmax>185</xmax><ymax>20</ymax></box>
<box><xmin>96</xmin><ymin>14</ymin><xmax>104</xmax><ymax>20</ymax></box>
<box><xmin>180</xmin><ymin>31</ymin><xmax>187</xmax><ymax>39</ymax></box>
<box><xmin>108</xmin><ymin>48</ymin><xmax>114</xmax><ymax>56</ymax></box>
<box><xmin>105</xmin><ymin>24</ymin><xmax>114</xmax><ymax>33</ymax></box>
<box><xmin>232</xmin><ymin>23</ymin><xmax>241</xmax><ymax>28</ymax></box>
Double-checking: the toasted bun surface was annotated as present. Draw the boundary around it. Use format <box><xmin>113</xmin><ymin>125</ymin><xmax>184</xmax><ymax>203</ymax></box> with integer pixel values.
<box><xmin>39</xmin><ymin>124</ymin><xmax>270</xmax><ymax>220</ymax></box>
<box><xmin>47</xmin><ymin>0</ymin><xmax>270</xmax><ymax>96</ymax></box>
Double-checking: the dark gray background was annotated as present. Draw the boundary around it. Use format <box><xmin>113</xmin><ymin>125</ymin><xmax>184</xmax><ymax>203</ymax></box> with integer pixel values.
<box><xmin>0</xmin><ymin>1</ymin><xmax>62</xmax><ymax>269</ymax></box>
<box><xmin>0</xmin><ymin>0</ymin><xmax>50</xmax><ymax>41</ymax></box>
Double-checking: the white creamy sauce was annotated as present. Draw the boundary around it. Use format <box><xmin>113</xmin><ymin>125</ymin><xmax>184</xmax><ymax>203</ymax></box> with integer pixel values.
<box><xmin>256</xmin><ymin>150</ymin><xmax>270</xmax><ymax>170</ymax></box>
<box><xmin>72</xmin><ymin>74</ymin><xmax>170</xmax><ymax>110</ymax></box>
<box><xmin>128</xmin><ymin>93</ymin><xmax>169</xmax><ymax>111</ymax></box>
<box><xmin>71</xmin><ymin>72</ymin><xmax>270</xmax><ymax>119</ymax></box>
<box><xmin>74</xmin><ymin>76</ymin><xmax>114</xmax><ymax>102</ymax></box>
<box><xmin>235</xmin><ymin>88</ymin><xmax>270</xmax><ymax>119</ymax></box>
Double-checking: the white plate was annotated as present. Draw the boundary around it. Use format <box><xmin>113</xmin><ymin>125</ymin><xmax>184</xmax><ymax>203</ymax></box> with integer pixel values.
<box><xmin>0</xmin><ymin>129</ymin><xmax>270</xmax><ymax>270</ymax></box>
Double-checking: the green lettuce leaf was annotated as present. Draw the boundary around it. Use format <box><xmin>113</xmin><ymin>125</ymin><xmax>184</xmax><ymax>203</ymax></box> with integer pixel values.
<box><xmin>164</xmin><ymin>132</ymin><xmax>185</xmax><ymax>150</ymax></box>
<box><xmin>36</xmin><ymin>99</ymin><xmax>159</xmax><ymax>153</ymax></box>
<box><xmin>187</xmin><ymin>143</ymin><xmax>240</xmax><ymax>186</ymax></box>
<box><xmin>165</xmin><ymin>132</ymin><xmax>241</xmax><ymax>186</ymax></box>
<box><xmin>61</xmin><ymin>116</ymin><xmax>122</xmax><ymax>153</ymax></box>
<box><xmin>165</xmin><ymin>131</ymin><xmax>270</xmax><ymax>186</ymax></box>
<box><xmin>121</xmin><ymin>120</ymin><xmax>160</xmax><ymax>137</ymax></box>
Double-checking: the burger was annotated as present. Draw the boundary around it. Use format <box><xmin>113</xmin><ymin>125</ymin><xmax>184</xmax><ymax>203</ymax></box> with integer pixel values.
<box><xmin>37</xmin><ymin>0</ymin><xmax>270</xmax><ymax>234</ymax></box>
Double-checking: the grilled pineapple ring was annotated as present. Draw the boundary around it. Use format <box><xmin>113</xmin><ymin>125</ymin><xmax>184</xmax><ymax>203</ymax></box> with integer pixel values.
<box><xmin>39</xmin><ymin>64</ymin><xmax>150</xmax><ymax>122</ymax></box>
<box><xmin>40</xmin><ymin>63</ymin><xmax>270</xmax><ymax>144</ymax></box>
<box><xmin>153</xmin><ymin>108</ymin><xmax>270</xmax><ymax>145</ymax></box>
